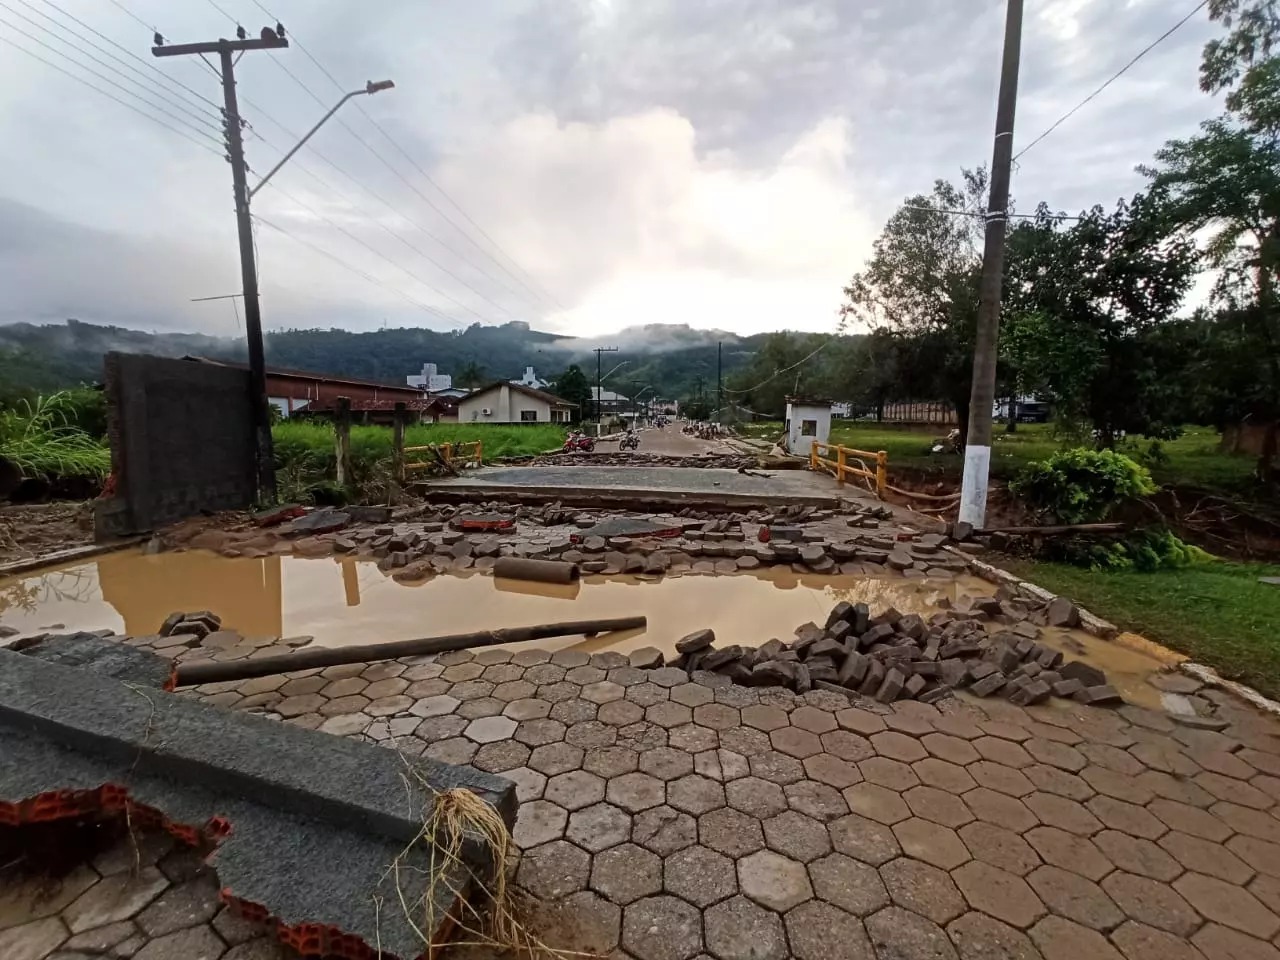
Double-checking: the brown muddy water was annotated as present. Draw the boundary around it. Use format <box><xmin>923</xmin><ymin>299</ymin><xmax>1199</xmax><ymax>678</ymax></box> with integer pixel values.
<box><xmin>0</xmin><ymin>548</ymin><xmax>1171</xmax><ymax>707</ymax></box>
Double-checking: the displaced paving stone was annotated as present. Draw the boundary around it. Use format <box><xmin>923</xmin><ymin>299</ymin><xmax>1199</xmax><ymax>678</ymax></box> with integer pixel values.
<box><xmin>881</xmin><ymin>856</ymin><xmax>966</xmax><ymax>925</ymax></box>
<box><xmin>633</xmin><ymin>805</ymin><xmax>699</xmax><ymax>856</ymax></box>
<box><xmin>808</xmin><ymin>852</ymin><xmax>889</xmax><ymax>917</ymax></box>
<box><xmin>738</xmin><ymin>849</ymin><xmax>813</xmax><ymax>912</ymax></box>
<box><xmin>866</xmin><ymin>905</ymin><xmax>958</xmax><ymax>960</ymax></box>
<box><xmin>63</xmin><ymin>868</ymin><xmax>170</xmax><ymax>933</ymax></box>
<box><xmin>705</xmin><ymin>895</ymin><xmax>789</xmax><ymax>960</ymax></box>
<box><xmin>622</xmin><ymin>895</ymin><xmax>702</xmax><ymax>960</ymax></box>
<box><xmin>592</xmin><ymin>843</ymin><xmax>663</xmax><ymax>905</ymax></box>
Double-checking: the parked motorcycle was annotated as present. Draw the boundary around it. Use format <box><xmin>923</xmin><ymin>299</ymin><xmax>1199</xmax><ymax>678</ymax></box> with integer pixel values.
<box><xmin>620</xmin><ymin>432</ymin><xmax>640</xmax><ymax>451</ymax></box>
<box><xmin>562</xmin><ymin>432</ymin><xmax>597</xmax><ymax>453</ymax></box>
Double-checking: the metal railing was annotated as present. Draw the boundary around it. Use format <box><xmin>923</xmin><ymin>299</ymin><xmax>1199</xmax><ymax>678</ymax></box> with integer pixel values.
<box><xmin>810</xmin><ymin>440</ymin><xmax>888</xmax><ymax>499</ymax></box>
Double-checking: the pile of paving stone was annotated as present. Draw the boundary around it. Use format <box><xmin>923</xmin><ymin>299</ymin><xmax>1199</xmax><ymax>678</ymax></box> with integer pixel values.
<box><xmin>523</xmin><ymin>452</ymin><xmax>759</xmax><ymax>469</ymax></box>
<box><xmin>629</xmin><ymin>587</ymin><xmax>1125</xmax><ymax>709</ymax></box>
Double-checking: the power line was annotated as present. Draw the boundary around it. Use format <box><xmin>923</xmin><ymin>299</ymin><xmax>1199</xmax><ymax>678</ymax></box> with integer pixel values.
<box><xmin>235</xmin><ymin>0</ymin><xmax>567</xmax><ymax>314</ymax></box>
<box><xmin>0</xmin><ymin>31</ymin><xmax>224</xmax><ymax>156</ymax></box>
<box><xmin>902</xmin><ymin>204</ymin><xmax>1085</xmax><ymax>222</ymax></box>
<box><xmin>724</xmin><ymin>339</ymin><xmax>833</xmax><ymax>395</ymax></box>
<box><xmin>0</xmin><ymin>8</ymin><xmax>224</xmax><ymax>140</ymax></box>
<box><xmin>1014</xmin><ymin>0</ymin><xmax>1210</xmax><ymax>161</ymax></box>
<box><xmin>252</xmin><ymin>213</ymin><xmax>471</xmax><ymax>328</ymax></box>
<box><xmin>104</xmin><ymin>0</ymin><xmax>154</xmax><ymax>33</ymax></box>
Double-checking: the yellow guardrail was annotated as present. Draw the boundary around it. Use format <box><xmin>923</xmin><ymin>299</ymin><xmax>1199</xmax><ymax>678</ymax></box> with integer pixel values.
<box><xmin>403</xmin><ymin>440</ymin><xmax>483</xmax><ymax>473</ymax></box>
<box><xmin>811</xmin><ymin>441</ymin><xmax>887</xmax><ymax>498</ymax></box>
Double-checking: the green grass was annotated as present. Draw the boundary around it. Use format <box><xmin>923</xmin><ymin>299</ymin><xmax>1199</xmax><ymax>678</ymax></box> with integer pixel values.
<box><xmin>1006</xmin><ymin>559</ymin><xmax>1280</xmax><ymax>698</ymax></box>
<box><xmin>0</xmin><ymin>392</ymin><xmax>110</xmax><ymax>481</ymax></box>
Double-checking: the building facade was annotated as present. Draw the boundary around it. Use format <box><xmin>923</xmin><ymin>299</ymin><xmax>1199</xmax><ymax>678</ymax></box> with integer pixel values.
<box><xmin>407</xmin><ymin>362</ymin><xmax>453</xmax><ymax>392</ymax></box>
<box><xmin>457</xmin><ymin>382</ymin><xmax>575</xmax><ymax>423</ymax></box>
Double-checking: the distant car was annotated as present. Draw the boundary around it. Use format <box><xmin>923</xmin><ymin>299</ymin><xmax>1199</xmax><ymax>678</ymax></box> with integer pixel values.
<box><xmin>1016</xmin><ymin>402</ymin><xmax>1050</xmax><ymax>423</ymax></box>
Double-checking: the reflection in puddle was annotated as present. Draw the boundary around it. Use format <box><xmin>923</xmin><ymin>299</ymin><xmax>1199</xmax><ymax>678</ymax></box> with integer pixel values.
<box><xmin>1</xmin><ymin>549</ymin><xmax>986</xmax><ymax>657</ymax></box>
<box><xmin>1035</xmin><ymin>627</ymin><xmax>1171</xmax><ymax>711</ymax></box>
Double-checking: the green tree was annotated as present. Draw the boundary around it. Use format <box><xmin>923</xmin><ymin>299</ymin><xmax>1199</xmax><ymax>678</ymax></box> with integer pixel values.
<box><xmin>1002</xmin><ymin>195</ymin><xmax>1198</xmax><ymax>445</ymax></box>
<box><xmin>723</xmin><ymin>333</ymin><xmax>835</xmax><ymax>418</ymax></box>
<box><xmin>840</xmin><ymin>170</ymin><xmax>989</xmax><ymax>440</ymax></box>
<box><xmin>551</xmin><ymin>365</ymin><xmax>592</xmax><ymax>422</ymax></box>
<box><xmin>455</xmin><ymin>361</ymin><xmax>488</xmax><ymax>389</ymax></box>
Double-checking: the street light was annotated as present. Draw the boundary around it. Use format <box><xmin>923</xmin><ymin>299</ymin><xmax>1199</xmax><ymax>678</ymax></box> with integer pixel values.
<box><xmin>250</xmin><ymin>79</ymin><xmax>395</xmax><ymax>197</ymax></box>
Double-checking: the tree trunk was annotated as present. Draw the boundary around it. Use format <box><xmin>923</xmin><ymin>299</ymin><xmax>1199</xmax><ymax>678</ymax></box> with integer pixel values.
<box><xmin>1006</xmin><ymin>396</ymin><xmax>1018</xmax><ymax>434</ymax></box>
<box><xmin>1261</xmin><ymin>418</ymin><xmax>1277</xmax><ymax>485</ymax></box>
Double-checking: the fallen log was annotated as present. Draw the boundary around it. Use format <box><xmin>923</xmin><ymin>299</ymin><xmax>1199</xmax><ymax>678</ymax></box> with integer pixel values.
<box><xmin>493</xmin><ymin>557</ymin><xmax>580</xmax><ymax>583</ymax></box>
<box><xmin>977</xmin><ymin>522</ymin><xmax>1126</xmax><ymax>536</ymax></box>
<box><xmin>173</xmin><ymin>616</ymin><xmax>646</xmax><ymax>686</ymax></box>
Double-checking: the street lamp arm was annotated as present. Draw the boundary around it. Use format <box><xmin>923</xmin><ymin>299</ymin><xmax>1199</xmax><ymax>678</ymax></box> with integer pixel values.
<box><xmin>249</xmin><ymin>80</ymin><xmax>394</xmax><ymax>197</ymax></box>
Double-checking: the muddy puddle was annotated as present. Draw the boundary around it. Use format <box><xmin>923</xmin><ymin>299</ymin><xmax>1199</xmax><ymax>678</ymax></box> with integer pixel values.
<box><xmin>0</xmin><ymin>548</ymin><xmax>1171</xmax><ymax>707</ymax></box>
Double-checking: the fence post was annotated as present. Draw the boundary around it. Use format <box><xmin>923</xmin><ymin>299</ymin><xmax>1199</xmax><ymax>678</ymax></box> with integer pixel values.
<box><xmin>390</xmin><ymin>401</ymin><xmax>407</xmax><ymax>504</ymax></box>
<box><xmin>836</xmin><ymin>446</ymin><xmax>846</xmax><ymax>486</ymax></box>
<box><xmin>810</xmin><ymin>440</ymin><xmax>818</xmax><ymax>471</ymax></box>
<box><xmin>335</xmin><ymin>396</ymin><xmax>352</xmax><ymax>489</ymax></box>
<box><xmin>875</xmin><ymin>450</ymin><xmax>888</xmax><ymax>499</ymax></box>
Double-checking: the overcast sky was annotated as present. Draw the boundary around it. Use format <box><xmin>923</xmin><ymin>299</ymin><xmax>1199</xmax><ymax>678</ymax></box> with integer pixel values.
<box><xmin>0</xmin><ymin>0</ymin><xmax>1219</xmax><ymax>339</ymax></box>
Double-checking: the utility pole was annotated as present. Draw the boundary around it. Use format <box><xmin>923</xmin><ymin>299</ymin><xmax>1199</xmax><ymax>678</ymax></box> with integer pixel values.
<box><xmin>959</xmin><ymin>0</ymin><xmax>1024</xmax><ymax>529</ymax></box>
<box><xmin>154</xmin><ymin>29</ymin><xmax>288</xmax><ymax>503</ymax></box>
<box><xmin>593</xmin><ymin>346</ymin><xmax>618</xmax><ymax>423</ymax></box>
<box><xmin>717</xmin><ymin>341</ymin><xmax>723</xmax><ymax>423</ymax></box>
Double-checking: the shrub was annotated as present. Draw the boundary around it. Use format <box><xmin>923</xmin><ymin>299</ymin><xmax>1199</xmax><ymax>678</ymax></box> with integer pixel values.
<box><xmin>0</xmin><ymin>392</ymin><xmax>110</xmax><ymax>482</ymax></box>
<box><xmin>1051</xmin><ymin>527</ymin><xmax>1213</xmax><ymax>572</ymax></box>
<box><xmin>1011</xmin><ymin>448</ymin><xmax>1156</xmax><ymax>524</ymax></box>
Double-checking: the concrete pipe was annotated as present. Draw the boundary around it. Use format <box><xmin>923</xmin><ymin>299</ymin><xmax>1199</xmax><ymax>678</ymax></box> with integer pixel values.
<box><xmin>493</xmin><ymin>557</ymin><xmax>581</xmax><ymax>584</ymax></box>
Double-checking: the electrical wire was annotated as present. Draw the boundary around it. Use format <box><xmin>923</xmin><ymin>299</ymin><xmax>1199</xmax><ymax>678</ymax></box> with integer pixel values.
<box><xmin>0</xmin><ymin>7</ymin><xmax>224</xmax><ymax>139</ymax></box>
<box><xmin>104</xmin><ymin>0</ymin><xmax>153</xmax><ymax>33</ymax></box>
<box><xmin>1014</xmin><ymin>0</ymin><xmax>1211</xmax><ymax>161</ymax></box>
<box><xmin>236</xmin><ymin>0</ymin><xmax>566</xmax><ymax>314</ymax></box>
<box><xmin>252</xmin><ymin>213</ymin><xmax>469</xmax><ymax>328</ymax></box>
<box><xmin>0</xmin><ymin>32</ymin><xmax>224</xmax><ymax>157</ymax></box>
<box><xmin>902</xmin><ymin>204</ymin><xmax>1085</xmax><ymax>222</ymax></box>
<box><xmin>723</xmin><ymin>339</ymin><xmax>833</xmax><ymax>396</ymax></box>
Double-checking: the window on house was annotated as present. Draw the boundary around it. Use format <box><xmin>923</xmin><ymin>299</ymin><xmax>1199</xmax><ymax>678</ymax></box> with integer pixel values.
<box><xmin>520</xmin><ymin>410</ymin><xmax>538</xmax><ymax>422</ymax></box>
<box><xmin>801</xmin><ymin>419</ymin><xmax>818</xmax><ymax>437</ymax></box>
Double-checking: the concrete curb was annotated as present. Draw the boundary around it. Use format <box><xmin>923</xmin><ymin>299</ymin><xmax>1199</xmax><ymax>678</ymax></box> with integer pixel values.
<box><xmin>0</xmin><ymin>536</ymin><xmax>146</xmax><ymax>578</ymax></box>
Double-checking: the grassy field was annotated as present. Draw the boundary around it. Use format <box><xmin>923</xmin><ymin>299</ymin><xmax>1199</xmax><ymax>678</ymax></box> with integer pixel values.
<box><xmin>742</xmin><ymin>420</ymin><xmax>1260</xmax><ymax>497</ymax></box>
<box><xmin>272</xmin><ymin>421</ymin><xmax>566</xmax><ymax>502</ymax></box>
<box><xmin>1007</xmin><ymin>559</ymin><xmax>1280</xmax><ymax>698</ymax></box>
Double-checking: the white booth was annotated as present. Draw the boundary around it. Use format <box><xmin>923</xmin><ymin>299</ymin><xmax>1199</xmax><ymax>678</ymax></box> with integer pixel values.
<box><xmin>784</xmin><ymin>397</ymin><xmax>833</xmax><ymax>454</ymax></box>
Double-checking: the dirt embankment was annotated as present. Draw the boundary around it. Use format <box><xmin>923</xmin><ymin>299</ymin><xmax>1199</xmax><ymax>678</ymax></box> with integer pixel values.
<box><xmin>0</xmin><ymin>503</ymin><xmax>95</xmax><ymax>565</ymax></box>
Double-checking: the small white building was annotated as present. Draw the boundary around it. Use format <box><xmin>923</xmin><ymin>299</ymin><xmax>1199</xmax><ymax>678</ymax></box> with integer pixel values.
<box><xmin>783</xmin><ymin>397</ymin><xmax>834</xmax><ymax>454</ymax></box>
<box><xmin>457</xmin><ymin>382</ymin><xmax>576</xmax><ymax>424</ymax></box>
<box><xmin>407</xmin><ymin>362</ymin><xmax>453</xmax><ymax>392</ymax></box>
<box><xmin>512</xmin><ymin>366</ymin><xmax>551</xmax><ymax>390</ymax></box>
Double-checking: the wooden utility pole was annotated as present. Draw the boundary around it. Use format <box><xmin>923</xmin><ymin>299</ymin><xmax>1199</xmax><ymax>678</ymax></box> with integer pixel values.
<box><xmin>593</xmin><ymin>346</ymin><xmax>618</xmax><ymax>423</ymax></box>
<box><xmin>154</xmin><ymin>29</ymin><xmax>289</xmax><ymax>504</ymax></box>
<box><xmin>959</xmin><ymin>0</ymin><xmax>1024</xmax><ymax>528</ymax></box>
<box><xmin>717</xmin><ymin>341</ymin><xmax>723</xmax><ymax>422</ymax></box>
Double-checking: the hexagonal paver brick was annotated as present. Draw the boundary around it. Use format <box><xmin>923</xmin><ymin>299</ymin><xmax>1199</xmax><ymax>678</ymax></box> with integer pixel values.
<box><xmin>721</xmin><ymin>725</ymin><xmax>772</xmax><ymax>756</ymax></box>
<box><xmin>131</xmin><ymin>925</ymin><xmax>226</xmax><ymax>960</ymax></box>
<box><xmin>829</xmin><ymin>813</ymin><xmax>902</xmax><ymax>866</ymax></box>
<box><xmin>582</xmin><ymin>680</ymin><xmax>624</xmax><ymax>704</ymax></box>
<box><xmin>480</xmin><ymin>663</ymin><xmax>522</xmax><ymax>684</ymax></box>
<box><xmin>473</xmin><ymin>739</ymin><xmax>531</xmax><ymax>774</ymax></box>
<box><xmin>952</xmin><ymin>860</ymin><xmax>1046</xmax><ymax>930</ymax></box>
<box><xmin>670</xmin><ymin>683</ymin><xmax>714</xmax><ymax>708</ymax></box>
<box><xmin>914</xmin><ymin>758</ymin><xmax>976</xmax><ymax>795</ymax></box>
<box><xmin>1192</xmin><ymin>921</ymin><xmax>1280</xmax><ymax>960</ymax></box>
<box><xmin>63</xmin><ymin>867</ymin><xmax>170</xmax><ymax>933</ymax></box>
<box><xmin>844</xmin><ymin>782</ymin><xmax>911</xmax><ymax>826</ymax></box>
<box><xmin>704</xmin><ymin>896</ymin><xmax>788</xmax><ymax>960</ymax></box>
<box><xmin>791</xmin><ymin>705</ymin><xmax>838</xmax><ymax>734</ymax></box>
<box><xmin>738</xmin><ymin>849</ymin><xmax>814</xmax><ymax>912</ymax></box>
<box><xmin>743</xmin><ymin>704</ymin><xmax>789</xmax><ymax>731</ymax></box>
<box><xmin>837</xmin><ymin>707</ymin><xmax>887</xmax><ymax>735</ymax></box>
<box><xmin>593</xmin><ymin>842</ymin><xmax>663</xmax><ymax>905</ymax></box>
<box><xmin>622</xmin><ymin>894</ymin><xmax>702</xmax><ymax>960</ymax></box>
<box><xmin>0</xmin><ymin>917</ymin><xmax>69</xmax><ymax>960</ymax></box>
<box><xmin>525</xmin><ymin>738</ymin><xmax>584</xmax><ymax>775</ymax></box>
<box><xmin>726</xmin><ymin>776</ymin><xmax>788</xmax><ymax>819</ymax></box>
<box><xmin>321</xmin><ymin>676</ymin><xmax>368</xmax><ymax>699</ymax></box>
<box><xmin>865</xmin><ymin>905</ymin><xmax>958</xmax><ymax>960</ymax></box>
<box><xmin>1024</xmin><ymin>792</ymin><xmax>1103</xmax><ymax>836</ymax></box>
<box><xmin>785</xmin><ymin>780</ymin><xmax>849</xmax><ymax>823</ymax></box>
<box><xmin>633</xmin><ymin>805</ymin><xmax>699</xmax><ymax>856</ymax></box>
<box><xmin>664</xmin><ymin>845</ymin><xmax>737</xmax><ymax>907</ymax></box>
<box><xmin>442</xmin><ymin>661</ymin><xmax>484</xmax><ymax>682</ymax></box>
<box><xmin>893</xmin><ymin>818</ymin><xmax>970</xmax><ymax>871</ymax></box>
<box><xmin>764</xmin><ymin>810</ymin><xmax>832</xmax><ymax>863</ymax></box>
<box><xmin>609</xmin><ymin>771</ymin><xmax>667</xmax><ymax>813</ymax></box>
<box><xmin>948</xmin><ymin>911</ymin><xmax>1042</xmax><ymax>960</ymax></box>
<box><xmin>968</xmin><ymin>761</ymin><xmax>1034</xmax><ymax>798</ymax></box>
<box><xmin>503</xmin><ymin>697</ymin><xmax>551</xmax><ymax>721</ymax></box>
<box><xmin>860</xmin><ymin>756</ymin><xmax>920</xmax><ymax>792</ymax></box>
<box><xmin>871</xmin><ymin>731</ymin><xmax>928</xmax><ymax>763</ymax></box>
<box><xmin>669</xmin><ymin>723</ymin><xmax>719</xmax><ymax>754</ymax></box>
<box><xmin>463</xmin><ymin>715</ymin><xmax>517</xmax><ymax>744</ymax></box>
<box><xmin>648</xmin><ymin>701</ymin><xmax>694</xmax><ymax>730</ymax></box>
<box><xmin>568</xmin><ymin>802</ymin><xmax>633</xmax><ymax>853</ymax></box>
<box><xmin>552</xmin><ymin>699</ymin><xmax>600</xmax><ymax>725</ymax></box>
<box><xmin>425</xmin><ymin>736</ymin><xmax>477</xmax><ymax>764</ymax></box>
<box><xmin>1101</xmin><ymin>871</ymin><xmax>1200</xmax><ymax>937</ymax></box>
<box><xmin>822</xmin><ymin>730</ymin><xmax>875</xmax><ymax>763</ymax></box>
<box><xmin>1024</xmin><ymin>764</ymin><xmax>1092</xmax><ymax>802</ymax></box>
<box><xmin>922</xmin><ymin>733</ymin><xmax>980</xmax><ymax>766</ymax></box>
<box><xmin>1092</xmin><ymin>830</ymin><xmax>1181</xmax><ymax>882</ymax></box>
<box><xmin>583</xmin><ymin>744</ymin><xmax>639</xmax><ymax>778</ymax></box>
<box><xmin>962</xmin><ymin>787</ymin><xmax>1040</xmax><ymax>833</ymax></box>
<box><xmin>513</xmin><ymin>799</ymin><xmax>569</xmax><ymax>848</ymax></box>
<box><xmin>1173</xmin><ymin>872</ymin><xmax>1278</xmax><ymax>939</ymax></box>
<box><xmin>539</xmin><ymin>681</ymin><xmax>582</xmax><ymax>703</ymax></box>
<box><xmin>786</xmin><ymin>899</ymin><xmax>875</xmax><ymax>960</ymax></box>
<box><xmin>770</xmin><ymin>726</ymin><xmax>823</xmax><ymax>760</ymax></box>
<box><xmin>641</xmin><ymin>746</ymin><xmax>696</xmax><ymax>781</ymax></box>
<box><xmin>414</xmin><ymin>714</ymin><xmax>467</xmax><ymax>740</ymax></box>
<box><xmin>692</xmin><ymin>702</ymin><xmax>741</xmax><ymax>730</ymax></box>
<box><xmin>494</xmin><ymin>679</ymin><xmax>537</xmax><ymax>703</ymax></box>
<box><xmin>1162</xmin><ymin>831</ymin><xmax>1254</xmax><ymax>884</ymax></box>
<box><xmin>598</xmin><ymin>698</ymin><xmax>645</xmax><ymax>726</ymax></box>
<box><xmin>1023</xmin><ymin>826</ymin><xmax>1112</xmax><ymax>882</ymax></box>
<box><xmin>1027</xmin><ymin>865</ymin><xmax>1123</xmax><ymax>932</ymax></box>
<box><xmin>546</xmin><ymin>769</ymin><xmax>606</xmax><ymax>811</ymax></box>
<box><xmin>363</xmin><ymin>677</ymin><xmax>408</xmax><ymax>700</ymax></box>
<box><xmin>1210</xmin><ymin>801</ymin><xmax>1280</xmax><ymax>844</ymax></box>
<box><xmin>409</xmin><ymin>693</ymin><xmax>460</xmax><ymax>720</ymax></box>
<box><xmin>319</xmin><ymin>713</ymin><xmax>372</xmax><ymax>737</ymax></box>
<box><xmin>749</xmin><ymin>751</ymin><xmax>806</xmax><ymax>785</ymax></box>
<box><xmin>958</xmin><ymin>821</ymin><xmax>1040</xmax><ymax>877</ymax></box>
<box><xmin>1029</xmin><ymin>916</ymin><xmax>1125</xmax><ymax>960</ymax></box>
<box><xmin>886</xmin><ymin>709</ymin><xmax>935</xmax><ymax>736</ymax></box>
<box><xmin>809</xmin><ymin>852</ymin><xmax>889</xmax><ymax>916</ymax></box>
<box><xmin>517</xmin><ymin>839</ymin><xmax>591</xmax><ymax>899</ymax></box>
<box><xmin>566</xmin><ymin>719</ymin><xmax>617</xmax><ymax>748</ymax></box>
<box><xmin>629</xmin><ymin>683</ymin><xmax>672</xmax><ymax>708</ymax></box>
<box><xmin>668</xmin><ymin>774</ymin><xmax>726</xmax><ymax>816</ymax></box>
<box><xmin>694</xmin><ymin>748</ymin><xmax>750</xmax><ymax>782</ymax></box>
<box><xmin>804</xmin><ymin>753</ymin><xmax>862</xmax><ymax>790</ymax></box>
<box><xmin>525</xmin><ymin>663</ymin><xmax>566</xmax><ymax>685</ymax></box>
<box><xmin>699</xmin><ymin>806</ymin><xmax>765</xmax><ymax>859</ymax></box>
<box><xmin>881</xmin><ymin>856</ymin><xmax>966</xmax><ymax>925</ymax></box>
<box><xmin>1088</xmin><ymin>796</ymin><xmax>1167</xmax><ymax>841</ymax></box>
<box><xmin>904</xmin><ymin>785</ymin><xmax>973</xmax><ymax>829</ymax></box>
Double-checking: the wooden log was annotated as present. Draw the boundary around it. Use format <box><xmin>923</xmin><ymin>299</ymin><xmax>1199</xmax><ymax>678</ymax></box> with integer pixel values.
<box><xmin>976</xmin><ymin>522</ymin><xmax>1126</xmax><ymax>536</ymax></box>
<box><xmin>174</xmin><ymin>616</ymin><xmax>646</xmax><ymax>687</ymax></box>
<box><xmin>493</xmin><ymin>557</ymin><xmax>580</xmax><ymax>583</ymax></box>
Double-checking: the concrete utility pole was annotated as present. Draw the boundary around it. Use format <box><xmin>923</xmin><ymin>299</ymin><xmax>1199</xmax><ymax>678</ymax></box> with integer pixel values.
<box><xmin>154</xmin><ymin>29</ymin><xmax>288</xmax><ymax>503</ymax></box>
<box><xmin>959</xmin><ymin>0</ymin><xmax>1024</xmax><ymax>529</ymax></box>
<box><xmin>593</xmin><ymin>346</ymin><xmax>618</xmax><ymax>422</ymax></box>
<box><xmin>717</xmin><ymin>341</ymin><xmax>723</xmax><ymax>422</ymax></box>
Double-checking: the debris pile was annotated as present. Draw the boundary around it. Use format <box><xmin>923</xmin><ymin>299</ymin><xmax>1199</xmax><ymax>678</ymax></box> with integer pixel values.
<box><xmin>523</xmin><ymin>452</ymin><xmax>758</xmax><ymax>469</ymax></box>
<box><xmin>629</xmin><ymin>586</ymin><xmax>1124</xmax><ymax>708</ymax></box>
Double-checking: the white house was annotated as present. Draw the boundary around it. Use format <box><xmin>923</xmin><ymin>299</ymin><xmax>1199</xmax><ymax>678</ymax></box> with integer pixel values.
<box><xmin>407</xmin><ymin>362</ymin><xmax>453</xmax><ymax>392</ymax></box>
<box><xmin>512</xmin><ymin>366</ymin><xmax>551</xmax><ymax>390</ymax></box>
<box><xmin>589</xmin><ymin>386</ymin><xmax>630</xmax><ymax>416</ymax></box>
<box><xmin>457</xmin><ymin>382</ymin><xmax>576</xmax><ymax>424</ymax></box>
<box><xmin>783</xmin><ymin>397</ymin><xmax>834</xmax><ymax>454</ymax></box>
